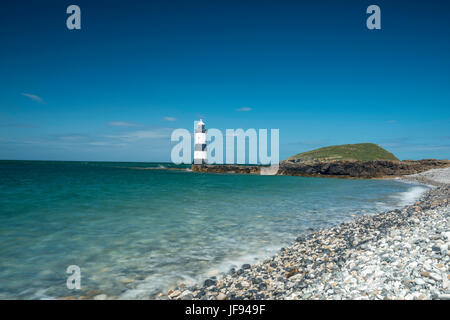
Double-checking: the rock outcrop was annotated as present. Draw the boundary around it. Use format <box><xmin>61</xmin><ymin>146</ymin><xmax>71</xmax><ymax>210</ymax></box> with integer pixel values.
<box><xmin>192</xmin><ymin>159</ymin><xmax>450</xmax><ymax>179</ymax></box>
<box><xmin>192</xmin><ymin>164</ymin><xmax>260</xmax><ymax>174</ymax></box>
<box><xmin>278</xmin><ymin>159</ymin><xmax>450</xmax><ymax>178</ymax></box>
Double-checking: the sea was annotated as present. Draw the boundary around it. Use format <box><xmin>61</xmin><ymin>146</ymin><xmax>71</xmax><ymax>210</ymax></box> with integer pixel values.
<box><xmin>0</xmin><ymin>160</ymin><xmax>430</xmax><ymax>299</ymax></box>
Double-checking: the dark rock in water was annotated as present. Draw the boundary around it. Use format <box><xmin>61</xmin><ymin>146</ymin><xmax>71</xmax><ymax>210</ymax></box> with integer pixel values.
<box><xmin>204</xmin><ymin>279</ymin><xmax>217</xmax><ymax>287</ymax></box>
<box><xmin>270</xmin><ymin>262</ymin><xmax>277</xmax><ymax>268</ymax></box>
<box><xmin>229</xmin><ymin>267</ymin><xmax>236</xmax><ymax>275</ymax></box>
<box><xmin>192</xmin><ymin>164</ymin><xmax>260</xmax><ymax>175</ymax></box>
<box><xmin>242</xmin><ymin>264</ymin><xmax>251</xmax><ymax>270</ymax></box>
<box><xmin>237</xmin><ymin>268</ymin><xmax>244</xmax><ymax>275</ymax></box>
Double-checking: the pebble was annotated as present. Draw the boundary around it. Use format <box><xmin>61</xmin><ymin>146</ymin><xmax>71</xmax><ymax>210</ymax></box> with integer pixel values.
<box><xmin>217</xmin><ymin>293</ymin><xmax>227</xmax><ymax>300</ymax></box>
<box><xmin>180</xmin><ymin>291</ymin><xmax>194</xmax><ymax>300</ymax></box>
<box><xmin>414</xmin><ymin>278</ymin><xmax>425</xmax><ymax>285</ymax></box>
<box><xmin>204</xmin><ymin>279</ymin><xmax>217</xmax><ymax>287</ymax></box>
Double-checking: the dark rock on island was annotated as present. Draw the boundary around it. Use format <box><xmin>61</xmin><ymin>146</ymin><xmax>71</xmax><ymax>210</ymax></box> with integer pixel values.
<box><xmin>278</xmin><ymin>159</ymin><xmax>450</xmax><ymax>179</ymax></box>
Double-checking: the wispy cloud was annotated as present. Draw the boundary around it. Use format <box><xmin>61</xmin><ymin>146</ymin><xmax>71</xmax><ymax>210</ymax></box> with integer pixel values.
<box><xmin>378</xmin><ymin>137</ymin><xmax>450</xmax><ymax>158</ymax></box>
<box><xmin>0</xmin><ymin>123</ymin><xmax>38</xmax><ymax>128</ymax></box>
<box><xmin>380</xmin><ymin>142</ymin><xmax>450</xmax><ymax>152</ymax></box>
<box><xmin>21</xmin><ymin>93</ymin><xmax>46</xmax><ymax>104</ymax></box>
<box><xmin>105</xmin><ymin>129</ymin><xmax>171</xmax><ymax>141</ymax></box>
<box><xmin>163</xmin><ymin>116</ymin><xmax>177</xmax><ymax>122</ymax></box>
<box><xmin>236</xmin><ymin>107</ymin><xmax>252</xmax><ymax>112</ymax></box>
<box><xmin>87</xmin><ymin>141</ymin><xmax>127</xmax><ymax>147</ymax></box>
<box><xmin>106</xmin><ymin>121</ymin><xmax>140</xmax><ymax>127</ymax></box>
<box><xmin>57</xmin><ymin>135</ymin><xmax>88</xmax><ymax>141</ymax></box>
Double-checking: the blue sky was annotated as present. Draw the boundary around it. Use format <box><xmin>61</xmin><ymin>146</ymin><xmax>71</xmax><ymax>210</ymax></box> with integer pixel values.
<box><xmin>0</xmin><ymin>0</ymin><xmax>449</xmax><ymax>161</ymax></box>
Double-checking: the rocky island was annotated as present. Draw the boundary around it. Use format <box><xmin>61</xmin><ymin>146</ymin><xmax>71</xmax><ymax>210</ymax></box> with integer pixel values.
<box><xmin>192</xmin><ymin>143</ymin><xmax>450</xmax><ymax>178</ymax></box>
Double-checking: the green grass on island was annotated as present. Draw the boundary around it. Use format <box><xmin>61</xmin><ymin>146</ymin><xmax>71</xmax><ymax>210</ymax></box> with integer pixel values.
<box><xmin>286</xmin><ymin>143</ymin><xmax>399</xmax><ymax>162</ymax></box>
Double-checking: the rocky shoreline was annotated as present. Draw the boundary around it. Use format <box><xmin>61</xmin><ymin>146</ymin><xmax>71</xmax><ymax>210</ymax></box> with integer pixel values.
<box><xmin>279</xmin><ymin>159</ymin><xmax>450</xmax><ymax>179</ymax></box>
<box><xmin>162</xmin><ymin>168</ymin><xmax>450</xmax><ymax>300</ymax></box>
<box><xmin>192</xmin><ymin>159</ymin><xmax>450</xmax><ymax>179</ymax></box>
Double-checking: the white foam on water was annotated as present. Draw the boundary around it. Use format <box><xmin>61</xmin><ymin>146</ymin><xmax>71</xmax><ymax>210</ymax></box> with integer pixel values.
<box><xmin>118</xmin><ymin>243</ymin><xmax>284</xmax><ymax>299</ymax></box>
<box><xmin>28</xmin><ymin>288</ymin><xmax>55</xmax><ymax>300</ymax></box>
<box><xmin>391</xmin><ymin>186</ymin><xmax>429</xmax><ymax>207</ymax></box>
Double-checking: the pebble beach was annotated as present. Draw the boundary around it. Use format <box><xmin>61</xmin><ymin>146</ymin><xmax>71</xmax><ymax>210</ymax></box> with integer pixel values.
<box><xmin>164</xmin><ymin>168</ymin><xmax>450</xmax><ymax>300</ymax></box>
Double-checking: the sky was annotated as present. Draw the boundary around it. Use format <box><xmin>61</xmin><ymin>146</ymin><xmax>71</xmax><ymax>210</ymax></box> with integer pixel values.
<box><xmin>0</xmin><ymin>0</ymin><xmax>449</xmax><ymax>162</ymax></box>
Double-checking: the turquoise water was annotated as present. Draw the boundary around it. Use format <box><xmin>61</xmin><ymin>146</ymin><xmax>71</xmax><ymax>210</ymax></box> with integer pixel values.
<box><xmin>0</xmin><ymin>161</ymin><xmax>428</xmax><ymax>299</ymax></box>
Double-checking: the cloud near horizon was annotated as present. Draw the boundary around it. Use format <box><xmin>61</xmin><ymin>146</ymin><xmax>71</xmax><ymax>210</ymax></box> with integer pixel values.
<box><xmin>105</xmin><ymin>128</ymin><xmax>172</xmax><ymax>141</ymax></box>
<box><xmin>163</xmin><ymin>116</ymin><xmax>177</xmax><ymax>121</ymax></box>
<box><xmin>21</xmin><ymin>93</ymin><xmax>46</xmax><ymax>104</ymax></box>
<box><xmin>0</xmin><ymin>123</ymin><xmax>38</xmax><ymax>128</ymax></box>
<box><xmin>236</xmin><ymin>107</ymin><xmax>252</xmax><ymax>112</ymax></box>
<box><xmin>106</xmin><ymin>121</ymin><xmax>140</xmax><ymax>127</ymax></box>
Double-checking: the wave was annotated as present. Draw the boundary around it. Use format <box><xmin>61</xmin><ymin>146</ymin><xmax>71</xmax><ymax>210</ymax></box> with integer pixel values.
<box><xmin>118</xmin><ymin>244</ymin><xmax>284</xmax><ymax>299</ymax></box>
<box><xmin>391</xmin><ymin>186</ymin><xmax>429</xmax><ymax>207</ymax></box>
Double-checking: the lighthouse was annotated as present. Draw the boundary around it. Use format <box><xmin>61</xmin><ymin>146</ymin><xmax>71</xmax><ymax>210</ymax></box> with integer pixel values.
<box><xmin>194</xmin><ymin>119</ymin><xmax>207</xmax><ymax>164</ymax></box>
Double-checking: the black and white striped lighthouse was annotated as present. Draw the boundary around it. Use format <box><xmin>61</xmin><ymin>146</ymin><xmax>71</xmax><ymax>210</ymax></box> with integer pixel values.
<box><xmin>194</xmin><ymin>119</ymin><xmax>207</xmax><ymax>164</ymax></box>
